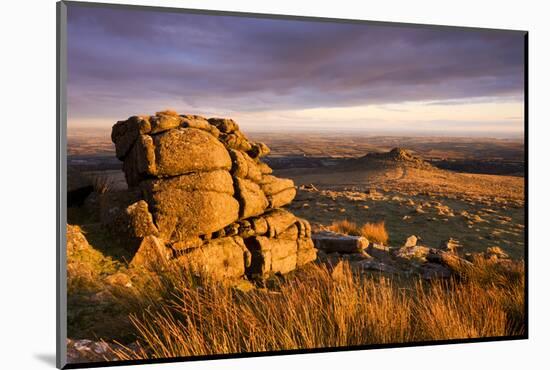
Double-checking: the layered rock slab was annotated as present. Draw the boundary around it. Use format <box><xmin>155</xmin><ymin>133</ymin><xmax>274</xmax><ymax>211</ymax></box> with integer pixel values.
<box><xmin>176</xmin><ymin>236</ymin><xmax>251</xmax><ymax>280</ymax></box>
<box><xmin>108</xmin><ymin>111</ymin><xmax>316</xmax><ymax>281</ymax></box>
<box><xmin>123</xmin><ymin>128</ymin><xmax>232</xmax><ymax>187</ymax></box>
<box><xmin>140</xmin><ymin>170</ymin><xmax>239</xmax><ymax>241</ymax></box>
<box><xmin>313</xmin><ymin>231</ymin><xmax>369</xmax><ymax>254</ymax></box>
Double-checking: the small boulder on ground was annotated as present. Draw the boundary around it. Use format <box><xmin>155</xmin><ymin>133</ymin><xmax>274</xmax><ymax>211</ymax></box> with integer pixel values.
<box><xmin>426</xmin><ymin>249</ymin><xmax>473</xmax><ymax>272</ymax></box>
<box><xmin>393</xmin><ymin>245</ymin><xmax>431</xmax><ymax>261</ymax></box>
<box><xmin>404</xmin><ymin>235</ymin><xmax>418</xmax><ymax>247</ymax></box>
<box><xmin>312</xmin><ymin>231</ymin><xmax>369</xmax><ymax>254</ymax></box>
<box><xmin>391</xmin><ymin>235</ymin><xmax>432</xmax><ymax>261</ymax></box>
<box><xmin>366</xmin><ymin>243</ymin><xmax>391</xmax><ymax>260</ymax></box>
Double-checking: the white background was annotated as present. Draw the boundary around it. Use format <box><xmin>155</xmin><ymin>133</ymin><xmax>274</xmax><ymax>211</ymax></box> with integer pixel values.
<box><xmin>0</xmin><ymin>0</ymin><xmax>547</xmax><ymax>369</ymax></box>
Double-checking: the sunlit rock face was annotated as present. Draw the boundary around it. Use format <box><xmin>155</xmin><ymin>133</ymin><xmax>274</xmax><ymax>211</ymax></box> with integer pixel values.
<box><xmin>109</xmin><ymin>110</ymin><xmax>316</xmax><ymax>280</ymax></box>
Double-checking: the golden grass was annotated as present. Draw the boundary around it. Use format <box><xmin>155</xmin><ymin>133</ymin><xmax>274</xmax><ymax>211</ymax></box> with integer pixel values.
<box><xmin>111</xmin><ymin>257</ymin><xmax>525</xmax><ymax>360</ymax></box>
<box><xmin>328</xmin><ymin>220</ymin><xmax>389</xmax><ymax>244</ymax></box>
<box><xmin>327</xmin><ymin>219</ymin><xmax>358</xmax><ymax>235</ymax></box>
<box><xmin>360</xmin><ymin>221</ymin><xmax>389</xmax><ymax>245</ymax></box>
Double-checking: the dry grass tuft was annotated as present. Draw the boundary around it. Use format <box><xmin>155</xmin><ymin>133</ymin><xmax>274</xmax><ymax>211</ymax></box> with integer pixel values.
<box><xmin>360</xmin><ymin>221</ymin><xmax>389</xmax><ymax>245</ymax></box>
<box><xmin>90</xmin><ymin>175</ymin><xmax>113</xmax><ymax>194</ymax></box>
<box><xmin>328</xmin><ymin>220</ymin><xmax>389</xmax><ymax>244</ymax></box>
<box><xmin>111</xmin><ymin>258</ymin><xmax>524</xmax><ymax>361</ymax></box>
<box><xmin>328</xmin><ymin>219</ymin><xmax>359</xmax><ymax>235</ymax></box>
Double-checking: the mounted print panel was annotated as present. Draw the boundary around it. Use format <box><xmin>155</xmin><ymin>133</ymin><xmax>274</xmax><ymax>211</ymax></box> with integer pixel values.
<box><xmin>57</xmin><ymin>1</ymin><xmax>527</xmax><ymax>368</ymax></box>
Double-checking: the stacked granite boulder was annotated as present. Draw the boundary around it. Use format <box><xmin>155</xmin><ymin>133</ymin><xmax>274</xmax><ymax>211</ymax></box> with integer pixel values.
<box><xmin>109</xmin><ymin>110</ymin><xmax>316</xmax><ymax>280</ymax></box>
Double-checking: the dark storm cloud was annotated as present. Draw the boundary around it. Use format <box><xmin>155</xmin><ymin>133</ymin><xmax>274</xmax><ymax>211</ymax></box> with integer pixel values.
<box><xmin>67</xmin><ymin>5</ymin><xmax>524</xmax><ymax>119</ymax></box>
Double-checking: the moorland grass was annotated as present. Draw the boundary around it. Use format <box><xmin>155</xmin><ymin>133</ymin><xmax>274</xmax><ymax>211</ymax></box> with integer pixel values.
<box><xmin>110</xmin><ymin>257</ymin><xmax>524</xmax><ymax>360</ymax></box>
<box><xmin>328</xmin><ymin>219</ymin><xmax>389</xmax><ymax>245</ymax></box>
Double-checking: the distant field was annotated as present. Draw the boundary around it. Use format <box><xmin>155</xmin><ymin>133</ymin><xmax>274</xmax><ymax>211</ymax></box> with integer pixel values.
<box><xmin>67</xmin><ymin>128</ymin><xmax>525</xmax><ymax>258</ymax></box>
<box><xmin>247</xmin><ymin>132</ymin><xmax>524</xmax><ymax>160</ymax></box>
<box><xmin>68</xmin><ymin>128</ymin><xmax>524</xmax><ymax>159</ymax></box>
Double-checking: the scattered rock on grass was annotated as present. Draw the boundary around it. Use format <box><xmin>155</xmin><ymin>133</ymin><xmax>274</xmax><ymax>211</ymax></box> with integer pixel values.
<box><xmin>312</xmin><ymin>231</ymin><xmax>369</xmax><ymax>254</ymax></box>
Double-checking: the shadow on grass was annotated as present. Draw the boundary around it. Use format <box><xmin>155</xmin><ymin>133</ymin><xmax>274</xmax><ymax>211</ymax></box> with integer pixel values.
<box><xmin>80</xmin><ymin>223</ymin><xmax>134</xmax><ymax>264</ymax></box>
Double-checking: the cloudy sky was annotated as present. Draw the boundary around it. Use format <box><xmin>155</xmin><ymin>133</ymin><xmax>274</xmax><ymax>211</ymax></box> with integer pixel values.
<box><xmin>67</xmin><ymin>5</ymin><xmax>525</xmax><ymax>136</ymax></box>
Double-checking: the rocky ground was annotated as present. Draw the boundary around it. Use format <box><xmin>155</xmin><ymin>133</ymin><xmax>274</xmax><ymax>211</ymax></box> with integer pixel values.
<box><xmin>276</xmin><ymin>148</ymin><xmax>524</xmax><ymax>259</ymax></box>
